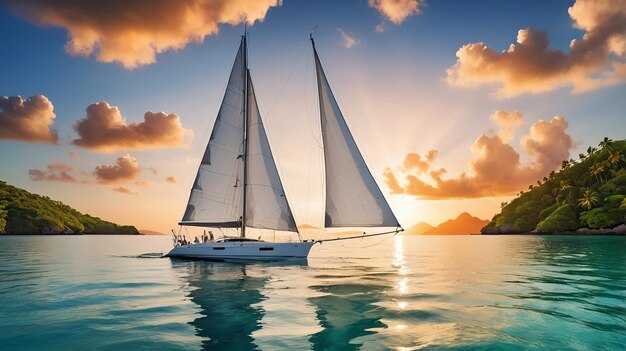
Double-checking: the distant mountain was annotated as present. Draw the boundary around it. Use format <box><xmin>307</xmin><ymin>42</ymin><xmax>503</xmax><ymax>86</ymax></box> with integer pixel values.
<box><xmin>483</xmin><ymin>139</ymin><xmax>626</xmax><ymax>234</ymax></box>
<box><xmin>140</xmin><ymin>229</ymin><xmax>166</xmax><ymax>235</ymax></box>
<box><xmin>406</xmin><ymin>221</ymin><xmax>434</xmax><ymax>234</ymax></box>
<box><xmin>423</xmin><ymin>212</ymin><xmax>489</xmax><ymax>235</ymax></box>
<box><xmin>0</xmin><ymin>180</ymin><xmax>138</xmax><ymax>235</ymax></box>
<box><xmin>405</xmin><ymin>213</ymin><xmax>488</xmax><ymax>235</ymax></box>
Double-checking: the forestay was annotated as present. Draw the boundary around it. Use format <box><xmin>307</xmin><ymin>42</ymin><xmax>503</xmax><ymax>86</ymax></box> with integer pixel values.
<box><xmin>244</xmin><ymin>74</ymin><xmax>298</xmax><ymax>232</ymax></box>
<box><xmin>180</xmin><ymin>39</ymin><xmax>246</xmax><ymax>227</ymax></box>
<box><xmin>313</xmin><ymin>43</ymin><xmax>400</xmax><ymax>228</ymax></box>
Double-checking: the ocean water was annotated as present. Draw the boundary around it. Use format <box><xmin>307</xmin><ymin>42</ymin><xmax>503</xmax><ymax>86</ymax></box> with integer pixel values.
<box><xmin>0</xmin><ymin>235</ymin><xmax>624</xmax><ymax>351</ymax></box>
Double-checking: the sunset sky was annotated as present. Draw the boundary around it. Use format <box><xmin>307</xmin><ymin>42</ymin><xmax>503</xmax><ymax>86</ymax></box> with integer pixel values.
<box><xmin>1</xmin><ymin>0</ymin><xmax>625</xmax><ymax>233</ymax></box>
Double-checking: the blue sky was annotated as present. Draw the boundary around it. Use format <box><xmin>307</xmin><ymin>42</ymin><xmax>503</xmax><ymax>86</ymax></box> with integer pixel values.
<box><xmin>1</xmin><ymin>0</ymin><xmax>624</xmax><ymax>232</ymax></box>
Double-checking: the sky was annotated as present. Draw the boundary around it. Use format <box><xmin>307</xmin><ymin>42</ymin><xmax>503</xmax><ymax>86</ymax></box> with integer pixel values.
<box><xmin>1</xmin><ymin>0</ymin><xmax>625</xmax><ymax>234</ymax></box>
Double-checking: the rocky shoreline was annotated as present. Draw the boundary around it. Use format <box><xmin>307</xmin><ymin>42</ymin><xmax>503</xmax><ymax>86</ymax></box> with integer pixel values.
<box><xmin>482</xmin><ymin>223</ymin><xmax>626</xmax><ymax>235</ymax></box>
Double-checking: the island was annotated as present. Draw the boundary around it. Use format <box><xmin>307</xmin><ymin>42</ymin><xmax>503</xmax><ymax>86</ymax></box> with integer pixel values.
<box><xmin>0</xmin><ymin>181</ymin><xmax>139</xmax><ymax>235</ymax></box>
<box><xmin>482</xmin><ymin>138</ymin><xmax>626</xmax><ymax>235</ymax></box>
<box><xmin>406</xmin><ymin>212</ymin><xmax>489</xmax><ymax>235</ymax></box>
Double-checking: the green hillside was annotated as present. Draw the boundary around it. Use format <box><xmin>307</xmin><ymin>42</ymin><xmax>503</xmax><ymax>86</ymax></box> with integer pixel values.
<box><xmin>0</xmin><ymin>181</ymin><xmax>138</xmax><ymax>234</ymax></box>
<box><xmin>482</xmin><ymin>138</ymin><xmax>626</xmax><ymax>234</ymax></box>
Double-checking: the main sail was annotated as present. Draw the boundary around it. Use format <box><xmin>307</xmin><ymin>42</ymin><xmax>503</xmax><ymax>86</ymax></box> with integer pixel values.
<box><xmin>180</xmin><ymin>35</ymin><xmax>298</xmax><ymax>233</ymax></box>
<box><xmin>180</xmin><ymin>39</ymin><xmax>246</xmax><ymax>227</ymax></box>
<box><xmin>312</xmin><ymin>40</ymin><xmax>400</xmax><ymax>228</ymax></box>
<box><xmin>245</xmin><ymin>73</ymin><xmax>298</xmax><ymax>232</ymax></box>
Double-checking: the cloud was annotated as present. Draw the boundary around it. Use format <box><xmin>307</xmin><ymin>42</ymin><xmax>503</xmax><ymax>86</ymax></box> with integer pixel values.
<box><xmin>68</xmin><ymin>151</ymin><xmax>83</xmax><ymax>163</ymax></box>
<box><xmin>375</xmin><ymin>24</ymin><xmax>385</xmax><ymax>33</ymax></box>
<box><xmin>520</xmin><ymin>116</ymin><xmax>573</xmax><ymax>176</ymax></box>
<box><xmin>369</xmin><ymin>0</ymin><xmax>424</xmax><ymax>25</ymax></box>
<box><xmin>490</xmin><ymin>110</ymin><xmax>522</xmax><ymax>128</ymax></box>
<box><xmin>447</xmin><ymin>0</ymin><xmax>626</xmax><ymax>97</ymax></box>
<box><xmin>29</xmin><ymin>168</ymin><xmax>80</xmax><ymax>183</ymax></box>
<box><xmin>29</xmin><ymin>159</ymin><xmax>83</xmax><ymax>183</ymax></box>
<box><xmin>8</xmin><ymin>0</ymin><xmax>280</xmax><ymax>68</ymax></box>
<box><xmin>29</xmin><ymin>154</ymin><xmax>152</xmax><ymax>189</ymax></box>
<box><xmin>72</xmin><ymin>102</ymin><xmax>192</xmax><ymax>152</ymax></box>
<box><xmin>0</xmin><ymin>95</ymin><xmax>58</xmax><ymax>143</ymax></box>
<box><xmin>400</xmin><ymin>149</ymin><xmax>438</xmax><ymax>173</ymax></box>
<box><xmin>338</xmin><ymin>29</ymin><xmax>360</xmax><ymax>48</ymax></box>
<box><xmin>490</xmin><ymin>110</ymin><xmax>522</xmax><ymax>142</ymax></box>
<box><xmin>384</xmin><ymin>113</ymin><xmax>574</xmax><ymax>199</ymax></box>
<box><xmin>165</xmin><ymin>176</ymin><xmax>177</xmax><ymax>183</ymax></box>
<box><xmin>47</xmin><ymin>161</ymin><xmax>76</xmax><ymax>172</ymax></box>
<box><xmin>113</xmin><ymin>187</ymin><xmax>140</xmax><ymax>196</ymax></box>
<box><xmin>93</xmin><ymin>154</ymin><xmax>141</xmax><ymax>184</ymax></box>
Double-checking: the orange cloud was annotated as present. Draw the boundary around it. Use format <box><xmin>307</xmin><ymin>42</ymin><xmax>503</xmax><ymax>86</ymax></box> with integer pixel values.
<box><xmin>447</xmin><ymin>0</ymin><xmax>626</xmax><ymax>97</ymax></box>
<box><xmin>68</xmin><ymin>151</ymin><xmax>83</xmax><ymax>163</ymax></box>
<box><xmin>385</xmin><ymin>114</ymin><xmax>574</xmax><ymax>199</ymax></box>
<box><xmin>113</xmin><ymin>187</ymin><xmax>140</xmax><ymax>196</ymax></box>
<box><xmin>490</xmin><ymin>110</ymin><xmax>522</xmax><ymax>142</ymax></box>
<box><xmin>401</xmin><ymin>149</ymin><xmax>438</xmax><ymax>173</ymax></box>
<box><xmin>72</xmin><ymin>102</ymin><xmax>192</xmax><ymax>152</ymax></box>
<box><xmin>47</xmin><ymin>162</ymin><xmax>76</xmax><ymax>172</ymax></box>
<box><xmin>165</xmin><ymin>176</ymin><xmax>177</xmax><ymax>183</ymax></box>
<box><xmin>29</xmin><ymin>168</ymin><xmax>80</xmax><ymax>183</ymax></box>
<box><xmin>8</xmin><ymin>0</ymin><xmax>280</xmax><ymax>68</ymax></box>
<box><xmin>94</xmin><ymin>154</ymin><xmax>141</xmax><ymax>184</ymax></box>
<box><xmin>338</xmin><ymin>29</ymin><xmax>360</xmax><ymax>48</ymax></box>
<box><xmin>369</xmin><ymin>0</ymin><xmax>424</xmax><ymax>25</ymax></box>
<box><xmin>0</xmin><ymin>95</ymin><xmax>58</xmax><ymax>143</ymax></box>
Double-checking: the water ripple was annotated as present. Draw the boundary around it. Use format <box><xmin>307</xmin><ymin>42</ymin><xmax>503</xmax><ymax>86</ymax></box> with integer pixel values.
<box><xmin>0</xmin><ymin>235</ymin><xmax>624</xmax><ymax>350</ymax></box>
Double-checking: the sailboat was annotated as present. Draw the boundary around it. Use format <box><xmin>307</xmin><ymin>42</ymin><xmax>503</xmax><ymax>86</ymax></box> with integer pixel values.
<box><xmin>166</xmin><ymin>32</ymin><xmax>402</xmax><ymax>261</ymax></box>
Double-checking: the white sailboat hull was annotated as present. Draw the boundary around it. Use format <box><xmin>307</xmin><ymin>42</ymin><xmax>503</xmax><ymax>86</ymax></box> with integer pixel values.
<box><xmin>165</xmin><ymin>241</ymin><xmax>316</xmax><ymax>261</ymax></box>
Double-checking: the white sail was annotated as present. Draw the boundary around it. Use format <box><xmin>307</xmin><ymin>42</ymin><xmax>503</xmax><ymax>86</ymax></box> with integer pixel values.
<box><xmin>180</xmin><ymin>39</ymin><xmax>246</xmax><ymax>227</ymax></box>
<box><xmin>313</xmin><ymin>43</ymin><xmax>400</xmax><ymax>228</ymax></box>
<box><xmin>244</xmin><ymin>73</ymin><xmax>298</xmax><ymax>232</ymax></box>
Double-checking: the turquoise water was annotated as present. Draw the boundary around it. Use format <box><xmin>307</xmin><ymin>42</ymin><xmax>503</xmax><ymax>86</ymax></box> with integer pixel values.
<box><xmin>0</xmin><ymin>235</ymin><xmax>624</xmax><ymax>350</ymax></box>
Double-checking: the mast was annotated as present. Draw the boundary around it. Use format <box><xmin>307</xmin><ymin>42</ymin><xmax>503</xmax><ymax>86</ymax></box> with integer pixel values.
<box><xmin>241</xmin><ymin>30</ymin><xmax>249</xmax><ymax>238</ymax></box>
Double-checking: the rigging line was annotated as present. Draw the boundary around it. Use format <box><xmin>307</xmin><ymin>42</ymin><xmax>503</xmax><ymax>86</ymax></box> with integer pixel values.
<box><xmin>316</xmin><ymin>229</ymin><xmax>402</xmax><ymax>243</ymax></box>
<box><xmin>337</xmin><ymin>231</ymin><xmax>398</xmax><ymax>249</ymax></box>
<box><xmin>265</xmin><ymin>39</ymin><xmax>309</xmax><ymax>119</ymax></box>
<box><xmin>310</xmin><ymin>43</ymin><xmax>326</xmax><ymax>230</ymax></box>
<box><xmin>305</xmin><ymin>137</ymin><xmax>312</xmax><ymax>229</ymax></box>
<box><xmin>305</xmin><ymin>44</ymin><xmax>323</xmax><ymax>149</ymax></box>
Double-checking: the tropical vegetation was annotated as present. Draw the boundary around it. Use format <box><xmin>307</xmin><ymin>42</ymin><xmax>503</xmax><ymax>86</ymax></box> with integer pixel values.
<box><xmin>482</xmin><ymin>138</ymin><xmax>626</xmax><ymax>234</ymax></box>
<box><xmin>0</xmin><ymin>181</ymin><xmax>138</xmax><ymax>234</ymax></box>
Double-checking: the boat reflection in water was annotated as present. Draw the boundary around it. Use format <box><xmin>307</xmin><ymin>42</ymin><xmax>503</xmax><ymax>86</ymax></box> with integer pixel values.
<box><xmin>172</xmin><ymin>259</ymin><xmax>315</xmax><ymax>350</ymax></box>
<box><xmin>172</xmin><ymin>260</ymin><xmax>269</xmax><ymax>350</ymax></box>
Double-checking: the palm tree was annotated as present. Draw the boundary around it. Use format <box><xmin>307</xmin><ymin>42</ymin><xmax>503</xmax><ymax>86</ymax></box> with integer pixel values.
<box><xmin>591</xmin><ymin>163</ymin><xmax>606</xmax><ymax>183</ymax></box>
<box><xmin>579</xmin><ymin>153</ymin><xmax>586</xmax><ymax>161</ymax></box>
<box><xmin>552</xmin><ymin>180</ymin><xmax>568</xmax><ymax>196</ymax></box>
<box><xmin>577</xmin><ymin>189</ymin><xmax>600</xmax><ymax>210</ymax></box>
<box><xmin>587</xmin><ymin>146</ymin><xmax>597</xmax><ymax>155</ymax></box>
<box><xmin>500</xmin><ymin>201</ymin><xmax>508</xmax><ymax>209</ymax></box>
<box><xmin>607</xmin><ymin>150</ymin><xmax>624</xmax><ymax>170</ymax></box>
<box><xmin>599</xmin><ymin>137</ymin><xmax>613</xmax><ymax>151</ymax></box>
<box><xmin>561</xmin><ymin>159</ymin><xmax>570</xmax><ymax>170</ymax></box>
